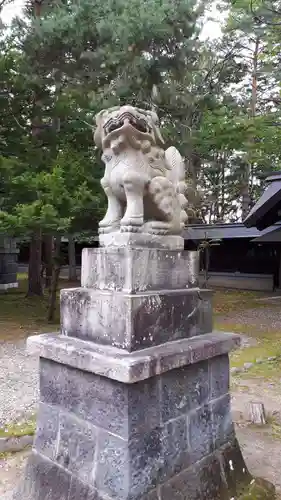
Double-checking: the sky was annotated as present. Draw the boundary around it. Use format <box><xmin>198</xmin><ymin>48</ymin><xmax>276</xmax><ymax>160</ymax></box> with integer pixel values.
<box><xmin>1</xmin><ymin>0</ymin><xmax>224</xmax><ymax>40</ymax></box>
<box><xmin>1</xmin><ymin>0</ymin><xmax>24</xmax><ymax>23</ymax></box>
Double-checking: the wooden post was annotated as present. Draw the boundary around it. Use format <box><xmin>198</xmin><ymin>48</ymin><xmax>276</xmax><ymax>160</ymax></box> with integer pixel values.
<box><xmin>250</xmin><ymin>402</ymin><xmax>266</xmax><ymax>425</ymax></box>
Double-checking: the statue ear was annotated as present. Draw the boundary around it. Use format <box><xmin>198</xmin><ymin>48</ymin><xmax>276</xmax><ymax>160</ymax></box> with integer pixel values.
<box><xmin>95</xmin><ymin>109</ymin><xmax>105</xmax><ymax>126</ymax></box>
<box><xmin>94</xmin><ymin>111</ymin><xmax>104</xmax><ymax>148</ymax></box>
<box><xmin>151</xmin><ymin>121</ymin><xmax>164</xmax><ymax>146</ymax></box>
<box><xmin>93</xmin><ymin>126</ymin><xmax>102</xmax><ymax>148</ymax></box>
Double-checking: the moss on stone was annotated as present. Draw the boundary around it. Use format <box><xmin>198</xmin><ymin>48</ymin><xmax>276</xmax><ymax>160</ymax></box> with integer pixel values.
<box><xmin>238</xmin><ymin>477</ymin><xmax>276</xmax><ymax>499</ymax></box>
<box><xmin>0</xmin><ymin>416</ymin><xmax>36</xmax><ymax>438</ymax></box>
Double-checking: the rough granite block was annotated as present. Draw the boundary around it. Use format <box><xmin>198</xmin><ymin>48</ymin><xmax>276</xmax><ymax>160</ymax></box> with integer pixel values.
<box><xmin>81</xmin><ymin>247</ymin><xmax>199</xmax><ymax>292</ymax></box>
<box><xmin>198</xmin><ymin>454</ymin><xmax>228</xmax><ymax>499</ymax></box>
<box><xmin>160</xmin><ymin>416</ymin><xmax>189</xmax><ymax>482</ymax></box>
<box><xmin>40</xmin><ymin>359</ymin><xmax>128</xmax><ymax>437</ymax></box>
<box><xmin>188</xmin><ymin>404</ymin><xmax>213</xmax><ymax>463</ymax></box>
<box><xmin>160</xmin><ymin>464</ymin><xmax>201</xmax><ymax>500</ymax></box>
<box><xmin>68</xmin><ymin>477</ymin><xmax>101</xmax><ymax>500</ymax></box>
<box><xmin>56</xmin><ymin>412</ymin><xmax>97</xmax><ymax>484</ymax></box>
<box><xmin>33</xmin><ymin>403</ymin><xmax>59</xmax><ymax>460</ymax></box>
<box><xmin>68</xmin><ymin>478</ymin><xmax>159</xmax><ymax>500</ymax></box>
<box><xmin>211</xmin><ymin>394</ymin><xmax>235</xmax><ymax>448</ymax></box>
<box><xmin>40</xmin><ymin>359</ymin><xmax>161</xmax><ymax>439</ymax></box>
<box><xmin>160</xmin><ymin>361</ymin><xmax>209</xmax><ymax>422</ymax></box>
<box><xmin>95</xmin><ymin>431</ymin><xmax>129</xmax><ymax>498</ymax></box>
<box><xmin>209</xmin><ymin>355</ymin><xmax>230</xmax><ymax>399</ymax></box>
<box><xmin>129</xmin><ymin>427</ymin><xmax>163</xmax><ymax>497</ymax></box>
<box><xmin>0</xmin><ymin>272</ymin><xmax>17</xmax><ymax>284</ymax></box>
<box><xmin>96</xmin><ymin>428</ymin><xmax>162</xmax><ymax>499</ymax></box>
<box><xmin>14</xmin><ymin>451</ymin><xmax>71</xmax><ymax>500</ymax></box>
<box><xmin>219</xmin><ymin>439</ymin><xmax>252</xmax><ymax>497</ymax></box>
<box><xmin>60</xmin><ymin>287</ymin><xmax>212</xmax><ymax>350</ymax></box>
<box><xmin>128</xmin><ymin>378</ymin><xmax>161</xmax><ymax>435</ymax></box>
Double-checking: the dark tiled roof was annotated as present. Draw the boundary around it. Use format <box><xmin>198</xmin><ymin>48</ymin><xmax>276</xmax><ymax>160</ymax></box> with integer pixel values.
<box><xmin>184</xmin><ymin>222</ymin><xmax>281</xmax><ymax>241</ymax></box>
<box><xmin>244</xmin><ymin>173</ymin><xmax>281</xmax><ymax>230</ymax></box>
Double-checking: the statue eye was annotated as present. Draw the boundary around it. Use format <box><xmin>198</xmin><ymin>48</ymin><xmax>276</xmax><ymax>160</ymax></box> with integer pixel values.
<box><xmin>107</xmin><ymin>121</ymin><xmax>123</xmax><ymax>133</ymax></box>
<box><xmin>133</xmin><ymin>120</ymin><xmax>147</xmax><ymax>133</ymax></box>
<box><xmin>107</xmin><ymin>123</ymin><xmax>118</xmax><ymax>133</ymax></box>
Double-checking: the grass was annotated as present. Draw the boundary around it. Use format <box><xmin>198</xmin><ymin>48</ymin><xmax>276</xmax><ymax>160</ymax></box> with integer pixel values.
<box><xmin>213</xmin><ymin>288</ymin><xmax>279</xmax><ymax>316</ymax></box>
<box><xmin>213</xmin><ymin>288</ymin><xmax>281</xmax><ymax>380</ymax></box>
<box><xmin>0</xmin><ymin>416</ymin><xmax>36</xmax><ymax>439</ymax></box>
<box><xmin>0</xmin><ymin>273</ymin><xmax>78</xmax><ymax>342</ymax></box>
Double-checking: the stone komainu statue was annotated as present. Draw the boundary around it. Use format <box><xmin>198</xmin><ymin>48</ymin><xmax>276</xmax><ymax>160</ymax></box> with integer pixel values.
<box><xmin>94</xmin><ymin>105</ymin><xmax>188</xmax><ymax>235</ymax></box>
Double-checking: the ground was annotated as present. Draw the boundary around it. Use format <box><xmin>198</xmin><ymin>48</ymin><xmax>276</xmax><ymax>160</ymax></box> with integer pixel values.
<box><xmin>1</xmin><ymin>279</ymin><xmax>281</xmax><ymax>497</ymax></box>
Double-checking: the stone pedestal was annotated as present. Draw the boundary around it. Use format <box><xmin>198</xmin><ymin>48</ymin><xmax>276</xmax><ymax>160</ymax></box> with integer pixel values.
<box><xmin>0</xmin><ymin>237</ymin><xmax>18</xmax><ymax>291</ymax></box>
<box><xmin>14</xmin><ymin>247</ymin><xmax>271</xmax><ymax>499</ymax></box>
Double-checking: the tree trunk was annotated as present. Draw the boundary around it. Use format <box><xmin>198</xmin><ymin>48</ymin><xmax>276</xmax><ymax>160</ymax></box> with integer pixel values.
<box><xmin>27</xmin><ymin>229</ymin><xmax>43</xmax><ymax>296</ymax></box>
<box><xmin>204</xmin><ymin>245</ymin><xmax>210</xmax><ymax>289</ymax></box>
<box><xmin>68</xmin><ymin>234</ymin><xmax>77</xmax><ymax>282</ymax></box>
<box><xmin>187</xmin><ymin>153</ymin><xmax>202</xmax><ymax>223</ymax></box>
<box><xmin>47</xmin><ymin>235</ymin><xmax>61</xmax><ymax>322</ymax></box>
<box><xmin>43</xmin><ymin>234</ymin><xmax>53</xmax><ymax>290</ymax></box>
<box><xmin>220</xmin><ymin>152</ymin><xmax>226</xmax><ymax>221</ymax></box>
<box><xmin>242</xmin><ymin>36</ymin><xmax>260</xmax><ymax>220</ymax></box>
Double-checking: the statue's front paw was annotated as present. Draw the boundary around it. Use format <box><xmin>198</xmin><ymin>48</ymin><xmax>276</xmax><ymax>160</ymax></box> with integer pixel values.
<box><xmin>120</xmin><ymin>216</ymin><xmax>143</xmax><ymax>232</ymax></box>
<box><xmin>99</xmin><ymin>218</ymin><xmax>120</xmax><ymax>228</ymax></box>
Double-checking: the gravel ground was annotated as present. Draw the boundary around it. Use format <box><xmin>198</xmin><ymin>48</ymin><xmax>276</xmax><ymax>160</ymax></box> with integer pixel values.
<box><xmin>0</xmin><ymin>339</ymin><xmax>39</xmax><ymax>427</ymax></box>
<box><xmin>217</xmin><ymin>304</ymin><xmax>281</xmax><ymax>333</ymax></box>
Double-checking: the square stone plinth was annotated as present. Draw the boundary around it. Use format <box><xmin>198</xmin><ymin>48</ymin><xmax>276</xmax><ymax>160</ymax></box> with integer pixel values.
<box><xmin>16</xmin><ymin>330</ymin><xmax>250</xmax><ymax>500</ymax></box>
<box><xmin>81</xmin><ymin>247</ymin><xmax>199</xmax><ymax>292</ymax></box>
<box><xmin>60</xmin><ymin>287</ymin><xmax>213</xmax><ymax>350</ymax></box>
<box><xmin>27</xmin><ymin>331</ymin><xmax>240</xmax><ymax>384</ymax></box>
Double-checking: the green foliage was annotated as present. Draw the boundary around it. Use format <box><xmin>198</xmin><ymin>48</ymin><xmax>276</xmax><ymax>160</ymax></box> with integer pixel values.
<box><xmin>0</xmin><ymin>36</ymin><xmax>105</xmax><ymax>238</ymax></box>
<box><xmin>1</xmin><ymin>0</ymin><xmax>281</xmax><ymax>234</ymax></box>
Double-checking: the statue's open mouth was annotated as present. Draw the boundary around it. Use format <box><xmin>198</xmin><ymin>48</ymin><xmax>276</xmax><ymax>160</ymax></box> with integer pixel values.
<box><xmin>104</xmin><ymin>112</ymin><xmax>150</xmax><ymax>136</ymax></box>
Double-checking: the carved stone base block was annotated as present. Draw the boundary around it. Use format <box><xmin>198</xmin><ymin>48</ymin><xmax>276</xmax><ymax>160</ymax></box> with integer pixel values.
<box><xmin>99</xmin><ymin>231</ymin><xmax>184</xmax><ymax>250</ymax></box>
<box><xmin>0</xmin><ymin>238</ymin><xmax>18</xmax><ymax>291</ymax></box>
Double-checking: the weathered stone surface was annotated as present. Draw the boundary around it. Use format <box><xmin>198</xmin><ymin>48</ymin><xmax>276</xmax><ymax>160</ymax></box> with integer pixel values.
<box><xmin>56</xmin><ymin>412</ymin><xmax>97</xmax><ymax>484</ymax></box>
<box><xmin>160</xmin><ymin>361</ymin><xmax>209</xmax><ymax>422</ymax></box>
<box><xmin>28</xmin><ymin>331</ymin><xmax>241</xmax><ymax>383</ymax></box>
<box><xmin>219</xmin><ymin>439</ymin><xmax>252</xmax><ymax>498</ymax></box>
<box><xmin>14</xmin><ymin>451</ymin><xmax>71</xmax><ymax>500</ymax></box>
<box><xmin>33</xmin><ymin>403</ymin><xmax>59</xmax><ymax>460</ymax></box>
<box><xmin>211</xmin><ymin>394</ymin><xmax>235</xmax><ymax>448</ymax></box>
<box><xmin>188</xmin><ymin>404</ymin><xmax>213</xmax><ymax>462</ymax></box>
<box><xmin>95</xmin><ymin>428</ymin><xmax>162</xmax><ymax>499</ymax></box>
<box><xmin>128</xmin><ymin>378</ymin><xmax>161</xmax><ymax>435</ymax></box>
<box><xmin>68</xmin><ymin>477</ymin><xmax>101</xmax><ymax>500</ymax></box>
<box><xmin>0</xmin><ymin>238</ymin><xmax>18</xmax><ymax>288</ymax></box>
<box><xmin>160</xmin><ymin>416</ymin><xmax>189</xmax><ymax>481</ymax></box>
<box><xmin>60</xmin><ymin>287</ymin><xmax>212</xmax><ymax>350</ymax></box>
<box><xmin>40</xmin><ymin>359</ymin><xmax>163</xmax><ymax>439</ymax></box>
<box><xmin>20</xmin><ymin>347</ymin><xmax>259</xmax><ymax>500</ymax></box>
<box><xmin>81</xmin><ymin>247</ymin><xmax>199</xmax><ymax>291</ymax></box>
<box><xmin>198</xmin><ymin>454</ymin><xmax>229</xmax><ymax>499</ymax></box>
<box><xmin>40</xmin><ymin>359</ymin><xmax>130</xmax><ymax>438</ymax></box>
<box><xmin>160</xmin><ymin>464</ymin><xmax>201</xmax><ymax>500</ymax></box>
<box><xmin>209</xmin><ymin>355</ymin><xmax>230</xmax><ymax>399</ymax></box>
<box><xmin>95</xmin><ymin>431</ymin><xmax>129</xmax><ymax>498</ymax></box>
<box><xmin>99</xmin><ymin>232</ymin><xmax>185</xmax><ymax>250</ymax></box>
<box><xmin>128</xmin><ymin>427</ymin><xmax>162</xmax><ymax>497</ymax></box>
